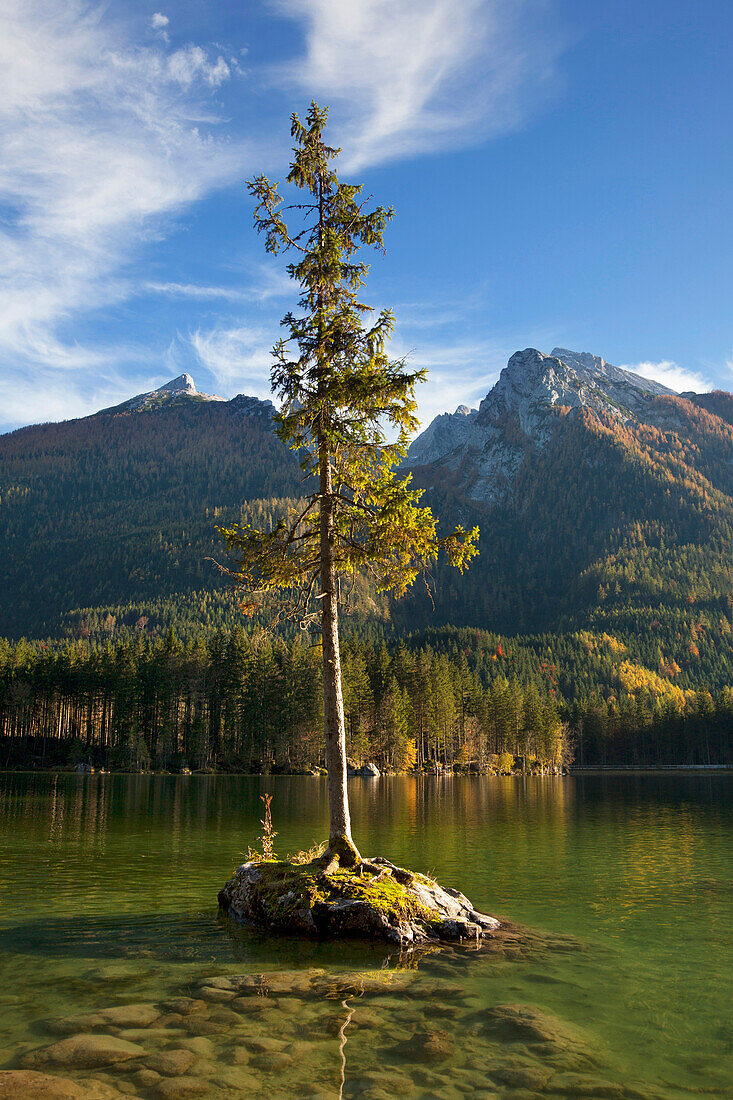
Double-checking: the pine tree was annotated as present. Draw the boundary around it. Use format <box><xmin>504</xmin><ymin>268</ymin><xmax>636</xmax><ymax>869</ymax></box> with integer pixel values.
<box><xmin>219</xmin><ymin>103</ymin><xmax>477</xmax><ymax>864</ymax></box>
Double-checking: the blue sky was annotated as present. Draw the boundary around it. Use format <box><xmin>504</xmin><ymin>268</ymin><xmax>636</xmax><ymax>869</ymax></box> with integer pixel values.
<box><xmin>1</xmin><ymin>0</ymin><xmax>732</xmax><ymax>433</ymax></box>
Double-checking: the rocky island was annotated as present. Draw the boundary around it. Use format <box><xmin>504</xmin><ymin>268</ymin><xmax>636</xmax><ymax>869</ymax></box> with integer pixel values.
<box><xmin>218</xmin><ymin>855</ymin><xmax>500</xmax><ymax>946</ymax></box>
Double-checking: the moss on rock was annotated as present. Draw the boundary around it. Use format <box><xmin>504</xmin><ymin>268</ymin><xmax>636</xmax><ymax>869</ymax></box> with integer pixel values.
<box><xmin>218</xmin><ymin>854</ymin><xmax>500</xmax><ymax>946</ymax></box>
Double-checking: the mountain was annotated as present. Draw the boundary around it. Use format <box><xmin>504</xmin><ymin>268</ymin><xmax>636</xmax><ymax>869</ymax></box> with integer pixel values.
<box><xmin>2</xmin><ymin>355</ymin><xmax>733</xmax><ymax>699</ymax></box>
<box><xmin>0</xmin><ymin>377</ymin><xmax>295</xmax><ymax>639</ymax></box>
<box><xmin>101</xmin><ymin>372</ymin><xmax>226</xmax><ymax>413</ymax></box>
<box><xmin>399</xmin><ymin>347</ymin><xmax>733</xmax><ymax>689</ymax></box>
<box><xmin>405</xmin><ymin>347</ymin><xmax>677</xmax><ymax>502</ymax></box>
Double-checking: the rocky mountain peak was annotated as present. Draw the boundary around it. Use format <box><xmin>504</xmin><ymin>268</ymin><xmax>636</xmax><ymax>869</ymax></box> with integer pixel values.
<box><xmin>228</xmin><ymin>394</ymin><xmax>276</xmax><ymax>418</ymax></box>
<box><xmin>550</xmin><ymin>347</ymin><xmax>674</xmax><ymax>397</ymax></box>
<box><xmin>405</xmin><ymin>345</ymin><xmax>683</xmax><ymax>504</ymax></box>
<box><xmin>160</xmin><ymin>373</ymin><xmax>197</xmax><ymax>395</ymax></box>
<box><xmin>109</xmin><ymin>373</ymin><xmax>225</xmax><ymax>413</ymax></box>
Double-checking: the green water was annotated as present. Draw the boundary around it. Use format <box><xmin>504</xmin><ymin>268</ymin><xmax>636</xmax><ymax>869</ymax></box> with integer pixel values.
<box><xmin>0</xmin><ymin>773</ymin><xmax>730</xmax><ymax>1098</ymax></box>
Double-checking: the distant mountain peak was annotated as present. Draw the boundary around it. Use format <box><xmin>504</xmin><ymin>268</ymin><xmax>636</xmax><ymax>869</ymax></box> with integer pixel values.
<box><xmin>107</xmin><ymin>373</ymin><xmax>225</xmax><ymax>413</ymax></box>
<box><xmin>160</xmin><ymin>373</ymin><xmax>197</xmax><ymax>395</ymax></box>
<box><xmin>406</xmin><ymin>344</ymin><xmax>685</xmax><ymax>503</ymax></box>
<box><xmin>229</xmin><ymin>393</ymin><xmax>276</xmax><ymax>418</ymax></box>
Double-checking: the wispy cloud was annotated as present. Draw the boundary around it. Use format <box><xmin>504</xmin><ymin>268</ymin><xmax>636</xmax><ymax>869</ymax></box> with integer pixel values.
<box><xmin>273</xmin><ymin>0</ymin><xmax>563</xmax><ymax>170</ymax></box>
<box><xmin>190</xmin><ymin>324</ymin><xmax>274</xmax><ymax>395</ymax></box>
<box><xmin>147</xmin><ymin>283</ymin><xmax>251</xmax><ymax>302</ymax></box>
<box><xmin>0</xmin><ymin>362</ymin><xmax>166</xmax><ymax>430</ymax></box>
<box><xmin>724</xmin><ymin>351</ymin><xmax>733</xmax><ymax>379</ymax></box>
<box><xmin>391</xmin><ymin>334</ymin><xmax>513</xmax><ymax>427</ymax></box>
<box><xmin>0</xmin><ymin>0</ymin><xmax>247</xmax><ymax>425</ymax></box>
<box><xmin>189</xmin><ymin>320</ymin><xmax>504</xmax><ymax>424</ymax></box>
<box><xmin>622</xmin><ymin>360</ymin><xmax>712</xmax><ymax>394</ymax></box>
<box><xmin>146</xmin><ymin>264</ymin><xmax>293</xmax><ymax>303</ymax></box>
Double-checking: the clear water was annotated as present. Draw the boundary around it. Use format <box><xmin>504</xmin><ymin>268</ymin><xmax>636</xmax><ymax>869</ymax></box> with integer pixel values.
<box><xmin>0</xmin><ymin>773</ymin><xmax>730</xmax><ymax>1098</ymax></box>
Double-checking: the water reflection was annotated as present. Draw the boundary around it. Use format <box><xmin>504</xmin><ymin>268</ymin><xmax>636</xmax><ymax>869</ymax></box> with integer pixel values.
<box><xmin>0</xmin><ymin>773</ymin><xmax>730</xmax><ymax>1098</ymax></box>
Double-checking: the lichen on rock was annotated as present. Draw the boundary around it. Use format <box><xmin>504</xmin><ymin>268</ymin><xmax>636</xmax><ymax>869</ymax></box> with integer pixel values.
<box><xmin>218</xmin><ymin>854</ymin><xmax>500</xmax><ymax>946</ymax></box>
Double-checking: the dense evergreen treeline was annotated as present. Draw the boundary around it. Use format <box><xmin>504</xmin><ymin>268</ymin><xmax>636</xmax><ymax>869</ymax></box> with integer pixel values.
<box><xmin>1</xmin><ymin>629</ymin><xmax>729</xmax><ymax>771</ymax></box>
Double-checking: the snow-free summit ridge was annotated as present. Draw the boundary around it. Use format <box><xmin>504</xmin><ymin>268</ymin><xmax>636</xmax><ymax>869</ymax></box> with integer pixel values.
<box><xmin>405</xmin><ymin>347</ymin><xmax>681</xmax><ymax>503</ymax></box>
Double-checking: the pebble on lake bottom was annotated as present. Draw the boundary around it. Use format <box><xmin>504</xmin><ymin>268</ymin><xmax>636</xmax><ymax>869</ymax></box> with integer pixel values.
<box><xmin>0</xmin><ymin>935</ymin><xmax>689</xmax><ymax>1100</ymax></box>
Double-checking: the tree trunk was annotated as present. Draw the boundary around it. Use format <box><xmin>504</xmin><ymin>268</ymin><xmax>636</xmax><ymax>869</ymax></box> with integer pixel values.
<box><xmin>320</xmin><ymin>441</ymin><xmax>360</xmax><ymax>867</ymax></box>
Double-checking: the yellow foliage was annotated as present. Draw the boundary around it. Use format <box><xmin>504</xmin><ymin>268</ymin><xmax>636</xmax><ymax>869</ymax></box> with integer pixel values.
<box><xmin>577</xmin><ymin>631</ymin><xmax>627</xmax><ymax>656</ymax></box>
<box><xmin>615</xmin><ymin>660</ymin><xmax>688</xmax><ymax>706</ymax></box>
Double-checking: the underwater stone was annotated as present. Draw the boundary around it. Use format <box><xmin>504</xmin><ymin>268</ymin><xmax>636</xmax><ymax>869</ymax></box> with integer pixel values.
<box><xmin>22</xmin><ymin>1034</ymin><xmax>146</xmax><ymax>1070</ymax></box>
<box><xmin>144</xmin><ymin>1049</ymin><xmax>197</xmax><ymax>1077</ymax></box>
<box><xmin>0</xmin><ymin>1071</ymin><xmax>127</xmax><ymax>1099</ymax></box>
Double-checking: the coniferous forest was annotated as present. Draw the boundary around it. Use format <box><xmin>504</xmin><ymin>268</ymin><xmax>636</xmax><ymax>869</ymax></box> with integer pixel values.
<box><xmin>1</xmin><ymin>386</ymin><xmax>732</xmax><ymax>770</ymax></box>
<box><xmin>1</xmin><ymin>628</ymin><xmax>730</xmax><ymax>772</ymax></box>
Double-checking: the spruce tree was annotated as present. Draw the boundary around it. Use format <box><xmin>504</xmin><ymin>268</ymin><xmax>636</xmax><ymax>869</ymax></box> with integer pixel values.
<box><xmin>220</xmin><ymin>103</ymin><xmax>477</xmax><ymax>865</ymax></box>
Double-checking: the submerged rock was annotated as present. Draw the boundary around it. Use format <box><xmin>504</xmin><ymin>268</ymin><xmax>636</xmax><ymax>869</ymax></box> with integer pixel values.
<box><xmin>481</xmin><ymin>1002</ymin><xmax>594</xmax><ymax>1049</ymax></box>
<box><xmin>47</xmin><ymin>1003</ymin><xmax>160</xmax><ymax>1035</ymax></box>
<box><xmin>218</xmin><ymin>855</ymin><xmax>500</xmax><ymax>946</ymax></box>
<box><xmin>22</xmin><ymin>1034</ymin><xmax>145</xmax><ymax>1071</ymax></box>
<box><xmin>0</xmin><ymin>1071</ymin><xmax>127</xmax><ymax>1099</ymax></box>
<box><xmin>155</xmin><ymin>1078</ymin><xmax>210</xmax><ymax>1099</ymax></box>
<box><xmin>411</xmin><ymin>1029</ymin><xmax>455</xmax><ymax>1062</ymax></box>
<box><xmin>144</xmin><ymin>1049</ymin><xmax>197</xmax><ymax>1077</ymax></box>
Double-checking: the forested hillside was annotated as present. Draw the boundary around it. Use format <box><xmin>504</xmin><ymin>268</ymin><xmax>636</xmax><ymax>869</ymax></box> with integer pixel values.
<box><xmin>402</xmin><ymin>352</ymin><xmax>733</xmax><ymax>695</ymax></box>
<box><xmin>1</xmin><ymin>355</ymin><xmax>733</xmax><ymax>768</ymax></box>
<box><xmin>0</xmin><ymin>391</ymin><xmax>303</xmax><ymax>638</ymax></box>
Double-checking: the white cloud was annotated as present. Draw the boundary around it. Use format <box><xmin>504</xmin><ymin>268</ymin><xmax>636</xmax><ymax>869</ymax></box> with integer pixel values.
<box><xmin>146</xmin><ymin>264</ymin><xmax>294</xmax><ymax>302</ymax></box>
<box><xmin>0</xmin><ymin>365</ymin><xmax>164</xmax><ymax>430</ymax></box>
<box><xmin>190</xmin><ymin>324</ymin><xmax>274</xmax><ymax>395</ymax></box>
<box><xmin>0</xmin><ymin>0</ymin><xmax>246</xmax><ymax>425</ymax></box>
<box><xmin>167</xmin><ymin>45</ymin><xmax>230</xmax><ymax>87</ymax></box>
<box><xmin>190</xmin><ymin>321</ymin><xmax>503</xmax><ymax>424</ymax></box>
<box><xmin>391</xmin><ymin>335</ymin><xmax>509</xmax><ymax>429</ymax></box>
<box><xmin>147</xmin><ymin>282</ymin><xmax>249</xmax><ymax>301</ymax></box>
<box><xmin>273</xmin><ymin>0</ymin><xmax>562</xmax><ymax>170</ymax></box>
<box><xmin>622</xmin><ymin>360</ymin><xmax>712</xmax><ymax>395</ymax></box>
<box><xmin>151</xmin><ymin>12</ymin><xmax>169</xmax><ymax>29</ymax></box>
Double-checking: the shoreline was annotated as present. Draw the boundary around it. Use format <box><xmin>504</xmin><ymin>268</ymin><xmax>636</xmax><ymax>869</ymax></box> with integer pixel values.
<box><xmin>0</xmin><ymin>765</ymin><xmax>730</xmax><ymax>777</ymax></box>
<box><xmin>569</xmin><ymin>764</ymin><xmax>732</xmax><ymax>774</ymax></box>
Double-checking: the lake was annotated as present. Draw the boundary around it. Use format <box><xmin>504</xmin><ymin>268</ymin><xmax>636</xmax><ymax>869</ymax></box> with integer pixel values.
<box><xmin>0</xmin><ymin>773</ymin><xmax>730</xmax><ymax>1098</ymax></box>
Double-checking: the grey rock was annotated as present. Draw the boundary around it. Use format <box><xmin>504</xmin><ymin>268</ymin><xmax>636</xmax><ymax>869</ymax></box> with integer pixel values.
<box><xmin>228</xmin><ymin>394</ymin><xmax>275</xmax><ymax>418</ymax></box>
<box><xmin>406</xmin><ymin>403</ymin><xmax>478</xmax><ymax>466</ymax></box>
<box><xmin>109</xmin><ymin>374</ymin><xmax>226</xmax><ymax>413</ymax></box>
<box><xmin>405</xmin><ymin>345</ymin><xmax>683</xmax><ymax>503</ymax></box>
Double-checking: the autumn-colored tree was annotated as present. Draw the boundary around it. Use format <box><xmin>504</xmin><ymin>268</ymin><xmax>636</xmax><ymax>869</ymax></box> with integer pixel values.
<box><xmin>219</xmin><ymin>103</ymin><xmax>477</xmax><ymax>864</ymax></box>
